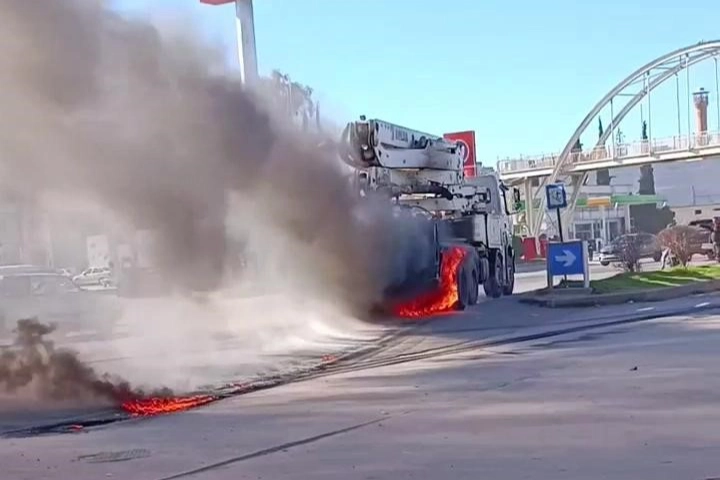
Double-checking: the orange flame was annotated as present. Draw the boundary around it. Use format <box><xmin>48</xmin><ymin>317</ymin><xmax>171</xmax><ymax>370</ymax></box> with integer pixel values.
<box><xmin>121</xmin><ymin>395</ymin><xmax>216</xmax><ymax>416</ymax></box>
<box><xmin>391</xmin><ymin>246</ymin><xmax>468</xmax><ymax>319</ymax></box>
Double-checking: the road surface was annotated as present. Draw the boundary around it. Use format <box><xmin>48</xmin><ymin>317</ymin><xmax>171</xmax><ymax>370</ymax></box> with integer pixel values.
<box><xmin>5</xmin><ymin>260</ymin><xmax>720</xmax><ymax>480</ymax></box>
<box><xmin>3</xmin><ymin>290</ymin><xmax>720</xmax><ymax>479</ymax></box>
<box><xmin>0</xmin><ymin>260</ymin><xmax>624</xmax><ymax>401</ymax></box>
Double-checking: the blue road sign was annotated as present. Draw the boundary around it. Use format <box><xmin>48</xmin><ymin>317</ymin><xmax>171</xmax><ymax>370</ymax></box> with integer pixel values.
<box><xmin>547</xmin><ymin>240</ymin><xmax>586</xmax><ymax>276</ymax></box>
<box><xmin>545</xmin><ymin>183</ymin><xmax>568</xmax><ymax>210</ymax></box>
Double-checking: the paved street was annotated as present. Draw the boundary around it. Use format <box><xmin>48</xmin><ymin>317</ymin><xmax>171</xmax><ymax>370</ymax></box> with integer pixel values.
<box><xmin>0</xmin><ymin>260</ymin><xmax>627</xmax><ymax>404</ymax></box>
<box><xmin>4</xmin><ymin>262</ymin><xmax>720</xmax><ymax>480</ymax></box>
<box><xmin>4</xmin><ymin>292</ymin><xmax>720</xmax><ymax>479</ymax></box>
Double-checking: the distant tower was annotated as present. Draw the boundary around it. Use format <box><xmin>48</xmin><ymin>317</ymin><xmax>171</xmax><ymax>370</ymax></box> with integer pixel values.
<box><xmin>693</xmin><ymin>87</ymin><xmax>709</xmax><ymax>138</ymax></box>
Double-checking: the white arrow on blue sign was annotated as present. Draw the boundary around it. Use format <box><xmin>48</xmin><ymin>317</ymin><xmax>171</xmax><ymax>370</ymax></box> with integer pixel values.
<box><xmin>547</xmin><ymin>240</ymin><xmax>585</xmax><ymax>276</ymax></box>
<box><xmin>555</xmin><ymin>249</ymin><xmax>577</xmax><ymax>267</ymax></box>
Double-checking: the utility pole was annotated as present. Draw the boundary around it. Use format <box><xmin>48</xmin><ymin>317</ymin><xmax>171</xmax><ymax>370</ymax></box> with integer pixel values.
<box><xmin>199</xmin><ymin>0</ymin><xmax>259</xmax><ymax>86</ymax></box>
<box><xmin>199</xmin><ymin>1</ymin><xmax>321</xmax><ymax>131</ymax></box>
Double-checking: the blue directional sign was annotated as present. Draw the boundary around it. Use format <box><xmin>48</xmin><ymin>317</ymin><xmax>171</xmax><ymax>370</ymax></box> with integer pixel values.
<box><xmin>545</xmin><ymin>183</ymin><xmax>568</xmax><ymax>210</ymax></box>
<box><xmin>547</xmin><ymin>240</ymin><xmax>586</xmax><ymax>276</ymax></box>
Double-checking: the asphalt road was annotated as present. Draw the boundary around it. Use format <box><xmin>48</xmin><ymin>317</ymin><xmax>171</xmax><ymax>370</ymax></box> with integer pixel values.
<box><xmin>4</xmin><ymin>291</ymin><xmax>720</xmax><ymax>479</ymax></box>
<box><xmin>0</xmin><ymin>261</ymin><xmax>622</xmax><ymax>392</ymax></box>
<box><xmin>2</xmin><ymin>260</ymin><xmax>718</xmax><ymax>459</ymax></box>
<box><xmin>0</xmin><ymin>259</ymin><xmax>674</xmax><ymax>400</ymax></box>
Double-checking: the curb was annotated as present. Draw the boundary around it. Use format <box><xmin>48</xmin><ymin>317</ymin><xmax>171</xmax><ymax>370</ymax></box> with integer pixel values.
<box><xmin>518</xmin><ymin>279</ymin><xmax>720</xmax><ymax>308</ymax></box>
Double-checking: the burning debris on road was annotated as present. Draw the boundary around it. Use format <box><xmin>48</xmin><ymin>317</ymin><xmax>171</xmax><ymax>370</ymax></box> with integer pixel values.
<box><xmin>0</xmin><ymin>318</ymin><xmax>214</xmax><ymax>417</ymax></box>
<box><xmin>120</xmin><ymin>395</ymin><xmax>216</xmax><ymax>416</ymax></box>
<box><xmin>391</xmin><ymin>247</ymin><xmax>468</xmax><ymax>319</ymax></box>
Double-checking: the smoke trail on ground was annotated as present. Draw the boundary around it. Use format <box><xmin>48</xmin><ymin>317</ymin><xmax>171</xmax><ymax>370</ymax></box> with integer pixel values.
<box><xmin>0</xmin><ymin>0</ymin><xmax>434</xmax><ymax>401</ymax></box>
<box><xmin>0</xmin><ymin>318</ymin><xmax>166</xmax><ymax>404</ymax></box>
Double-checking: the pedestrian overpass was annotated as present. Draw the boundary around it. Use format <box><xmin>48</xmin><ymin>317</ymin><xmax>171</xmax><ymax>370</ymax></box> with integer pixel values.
<box><xmin>499</xmin><ymin>132</ymin><xmax>720</xmax><ymax>181</ymax></box>
<box><xmin>497</xmin><ymin>40</ymin><xmax>720</xmax><ymax>240</ymax></box>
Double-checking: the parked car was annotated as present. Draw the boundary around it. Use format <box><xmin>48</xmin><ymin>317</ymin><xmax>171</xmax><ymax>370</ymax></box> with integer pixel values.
<box><xmin>690</xmin><ymin>219</ymin><xmax>720</xmax><ymax>260</ymax></box>
<box><xmin>72</xmin><ymin>266</ymin><xmax>113</xmax><ymax>288</ymax></box>
<box><xmin>0</xmin><ymin>270</ymin><xmax>121</xmax><ymax>338</ymax></box>
<box><xmin>56</xmin><ymin>268</ymin><xmax>74</xmax><ymax>277</ymax></box>
<box><xmin>683</xmin><ymin>225</ymin><xmax>714</xmax><ymax>259</ymax></box>
<box><xmin>0</xmin><ymin>272</ymin><xmax>80</xmax><ymax>297</ymax></box>
<box><xmin>598</xmin><ymin>233</ymin><xmax>663</xmax><ymax>266</ymax></box>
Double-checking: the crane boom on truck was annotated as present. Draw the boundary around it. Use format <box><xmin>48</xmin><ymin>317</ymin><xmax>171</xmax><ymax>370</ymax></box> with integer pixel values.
<box><xmin>340</xmin><ymin>117</ymin><xmax>517</xmax><ymax>309</ymax></box>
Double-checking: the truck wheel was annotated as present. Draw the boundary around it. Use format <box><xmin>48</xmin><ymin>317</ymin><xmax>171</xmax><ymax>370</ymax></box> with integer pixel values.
<box><xmin>502</xmin><ymin>253</ymin><xmax>515</xmax><ymax>296</ymax></box>
<box><xmin>454</xmin><ymin>264</ymin><xmax>469</xmax><ymax>310</ymax></box>
<box><xmin>460</xmin><ymin>255</ymin><xmax>479</xmax><ymax>306</ymax></box>
<box><xmin>467</xmin><ymin>267</ymin><xmax>479</xmax><ymax>305</ymax></box>
<box><xmin>483</xmin><ymin>251</ymin><xmax>503</xmax><ymax>299</ymax></box>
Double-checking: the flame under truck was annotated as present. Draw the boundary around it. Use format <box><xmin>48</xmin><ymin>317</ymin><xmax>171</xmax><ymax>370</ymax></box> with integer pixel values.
<box><xmin>340</xmin><ymin>118</ymin><xmax>516</xmax><ymax>309</ymax></box>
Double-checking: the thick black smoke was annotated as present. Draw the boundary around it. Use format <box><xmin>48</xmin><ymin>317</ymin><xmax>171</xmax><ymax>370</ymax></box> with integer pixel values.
<box><xmin>0</xmin><ymin>0</ymin><xmax>404</xmax><ymax>308</ymax></box>
<box><xmin>0</xmin><ymin>318</ymin><xmax>162</xmax><ymax>403</ymax></box>
<box><xmin>0</xmin><ymin>0</ymin><xmax>441</xmax><ymax>403</ymax></box>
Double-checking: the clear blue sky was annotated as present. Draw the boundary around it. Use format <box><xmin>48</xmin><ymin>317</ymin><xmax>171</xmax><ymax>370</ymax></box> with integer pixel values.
<box><xmin>113</xmin><ymin>0</ymin><xmax>720</xmax><ymax>164</ymax></box>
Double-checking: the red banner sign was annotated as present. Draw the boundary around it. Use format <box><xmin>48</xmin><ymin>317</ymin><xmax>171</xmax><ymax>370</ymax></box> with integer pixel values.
<box><xmin>443</xmin><ymin>130</ymin><xmax>477</xmax><ymax>177</ymax></box>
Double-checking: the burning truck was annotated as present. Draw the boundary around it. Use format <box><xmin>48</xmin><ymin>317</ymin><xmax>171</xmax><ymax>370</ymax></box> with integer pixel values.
<box><xmin>340</xmin><ymin>117</ymin><xmax>517</xmax><ymax>316</ymax></box>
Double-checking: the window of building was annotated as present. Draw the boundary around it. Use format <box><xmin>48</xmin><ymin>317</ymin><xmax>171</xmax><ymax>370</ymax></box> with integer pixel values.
<box><xmin>695</xmin><ymin>209</ymin><xmax>703</xmax><ymax>215</ymax></box>
<box><xmin>574</xmin><ymin>223</ymin><xmax>593</xmax><ymax>241</ymax></box>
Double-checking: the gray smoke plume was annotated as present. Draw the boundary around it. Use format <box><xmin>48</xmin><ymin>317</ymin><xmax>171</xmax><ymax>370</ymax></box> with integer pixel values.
<box><xmin>0</xmin><ymin>318</ymin><xmax>164</xmax><ymax>403</ymax></box>
<box><xmin>0</xmin><ymin>0</ymin><xmax>439</xmax><ymax>403</ymax></box>
<box><xmin>0</xmin><ymin>0</ymin><xmax>397</xmax><ymax>307</ymax></box>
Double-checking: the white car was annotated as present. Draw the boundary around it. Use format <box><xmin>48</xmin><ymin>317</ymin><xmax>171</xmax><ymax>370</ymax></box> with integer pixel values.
<box><xmin>72</xmin><ymin>267</ymin><xmax>113</xmax><ymax>287</ymax></box>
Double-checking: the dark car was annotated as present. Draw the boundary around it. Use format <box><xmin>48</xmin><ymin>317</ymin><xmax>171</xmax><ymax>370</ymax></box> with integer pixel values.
<box><xmin>684</xmin><ymin>225</ymin><xmax>714</xmax><ymax>258</ymax></box>
<box><xmin>598</xmin><ymin>233</ymin><xmax>662</xmax><ymax>266</ymax></box>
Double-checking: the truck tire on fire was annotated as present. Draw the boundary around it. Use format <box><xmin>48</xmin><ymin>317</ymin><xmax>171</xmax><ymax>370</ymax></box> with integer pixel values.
<box><xmin>465</xmin><ymin>263</ymin><xmax>479</xmax><ymax>305</ymax></box>
<box><xmin>461</xmin><ymin>254</ymin><xmax>479</xmax><ymax>307</ymax></box>
<box><xmin>454</xmin><ymin>266</ymin><xmax>469</xmax><ymax>311</ymax></box>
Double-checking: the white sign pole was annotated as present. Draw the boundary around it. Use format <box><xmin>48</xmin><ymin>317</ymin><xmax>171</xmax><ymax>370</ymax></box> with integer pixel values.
<box><xmin>582</xmin><ymin>240</ymin><xmax>590</xmax><ymax>289</ymax></box>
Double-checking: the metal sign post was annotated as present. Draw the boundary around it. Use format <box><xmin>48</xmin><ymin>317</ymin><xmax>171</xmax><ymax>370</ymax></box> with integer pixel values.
<box><xmin>545</xmin><ymin>183</ymin><xmax>567</xmax><ymax>241</ymax></box>
<box><xmin>544</xmin><ymin>184</ymin><xmax>589</xmax><ymax>289</ymax></box>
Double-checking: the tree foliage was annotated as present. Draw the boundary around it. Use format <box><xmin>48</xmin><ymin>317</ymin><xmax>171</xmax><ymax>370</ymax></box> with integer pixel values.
<box><xmin>596</xmin><ymin>169</ymin><xmax>611</xmax><ymax>185</ymax></box>
<box><xmin>631</xmin><ymin>150</ymin><xmax>667</xmax><ymax>233</ymax></box>
<box><xmin>630</xmin><ymin>204</ymin><xmax>675</xmax><ymax>235</ymax></box>
<box><xmin>657</xmin><ymin>226</ymin><xmax>695</xmax><ymax>268</ymax></box>
<box><xmin>615</xmin><ymin>235</ymin><xmax>642</xmax><ymax>273</ymax></box>
<box><xmin>596</xmin><ymin>117</ymin><xmax>610</xmax><ymax>185</ymax></box>
<box><xmin>639</xmin><ymin>164</ymin><xmax>655</xmax><ymax>195</ymax></box>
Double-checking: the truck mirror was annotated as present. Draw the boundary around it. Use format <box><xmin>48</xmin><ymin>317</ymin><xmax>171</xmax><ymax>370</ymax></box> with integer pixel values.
<box><xmin>512</xmin><ymin>188</ymin><xmax>522</xmax><ymax>212</ymax></box>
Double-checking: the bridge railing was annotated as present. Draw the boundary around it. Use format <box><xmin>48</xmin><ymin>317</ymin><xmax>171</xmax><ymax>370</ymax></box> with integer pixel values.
<box><xmin>498</xmin><ymin>131</ymin><xmax>720</xmax><ymax>175</ymax></box>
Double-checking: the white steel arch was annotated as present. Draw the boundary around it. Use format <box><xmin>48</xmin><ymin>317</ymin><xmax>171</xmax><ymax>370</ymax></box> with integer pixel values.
<box><xmin>529</xmin><ymin>40</ymin><xmax>720</xmax><ymax>238</ymax></box>
<box><xmin>559</xmin><ymin>46</ymin><xmax>720</xmax><ymax>225</ymax></box>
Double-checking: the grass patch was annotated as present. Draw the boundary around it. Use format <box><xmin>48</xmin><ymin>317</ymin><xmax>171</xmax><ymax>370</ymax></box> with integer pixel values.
<box><xmin>590</xmin><ymin>265</ymin><xmax>720</xmax><ymax>294</ymax></box>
